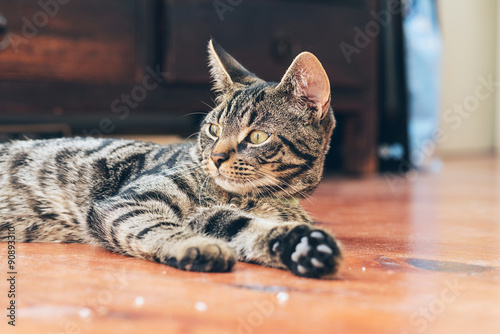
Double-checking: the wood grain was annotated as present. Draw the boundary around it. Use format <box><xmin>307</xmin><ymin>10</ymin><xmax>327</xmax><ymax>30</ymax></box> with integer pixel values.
<box><xmin>1</xmin><ymin>156</ymin><xmax>499</xmax><ymax>333</ymax></box>
<box><xmin>0</xmin><ymin>0</ymin><xmax>137</xmax><ymax>84</ymax></box>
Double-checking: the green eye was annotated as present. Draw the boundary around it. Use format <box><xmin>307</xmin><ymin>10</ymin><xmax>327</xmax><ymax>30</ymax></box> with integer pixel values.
<box><xmin>209</xmin><ymin>124</ymin><xmax>222</xmax><ymax>138</ymax></box>
<box><xmin>249</xmin><ymin>130</ymin><xmax>269</xmax><ymax>144</ymax></box>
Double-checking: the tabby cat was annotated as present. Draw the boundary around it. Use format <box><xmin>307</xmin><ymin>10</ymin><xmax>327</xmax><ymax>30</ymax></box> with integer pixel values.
<box><xmin>0</xmin><ymin>40</ymin><xmax>341</xmax><ymax>278</ymax></box>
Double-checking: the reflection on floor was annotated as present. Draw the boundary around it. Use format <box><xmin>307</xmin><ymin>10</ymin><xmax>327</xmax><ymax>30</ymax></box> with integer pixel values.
<box><xmin>0</xmin><ymin>157</ymin><xmax>499</xmax><ymax>334</ymax></box>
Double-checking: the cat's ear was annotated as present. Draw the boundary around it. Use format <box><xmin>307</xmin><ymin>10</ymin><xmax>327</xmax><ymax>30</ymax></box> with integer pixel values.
<box><xmin>208</xmin><ymin>39</ymin><xmax>262</xmax><ymax>97</ymax></box>
<box><xmin>277</xmin><ymin>52</ymin><xmax>331</xmax><ymax>120</ymax></box>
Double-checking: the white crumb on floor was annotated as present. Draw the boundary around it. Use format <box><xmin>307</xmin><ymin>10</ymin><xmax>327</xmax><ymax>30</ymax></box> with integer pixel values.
<box><xmin>194</xmin><ymin>301</ymin><xmax>207</xmax><ymax>312</ymax></box>
<box><xmin>134</xmin><ymin>296</ymin><xmax>145</xmax><ymax>306</ymax></box>
<box><xmin>78</xmin><ymin>307</ymin><xmax>91</xmax><ymax>319</ymax></box>
<box><xmin>276</xmin><ymin>292</ymin><xmax>289</xmax><ymax>304</ymax></box>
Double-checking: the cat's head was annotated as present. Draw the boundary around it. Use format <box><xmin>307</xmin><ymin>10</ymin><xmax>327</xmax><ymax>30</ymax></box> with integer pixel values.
<box><xmin>198</xmin><ymin>40</ymin><xmax>335</xmax><ymax>198</ymax></box>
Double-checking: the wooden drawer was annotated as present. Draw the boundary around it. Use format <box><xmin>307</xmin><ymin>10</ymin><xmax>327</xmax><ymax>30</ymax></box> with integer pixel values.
<box><xmin>164</xmin><ymin>0</ymin><xmax>374</xmax><ymax>88</ymax></box>
<box><xmin>0</xmin><ymin>0</ymin><xmax>137</xmax><ymax>84</ymax></box>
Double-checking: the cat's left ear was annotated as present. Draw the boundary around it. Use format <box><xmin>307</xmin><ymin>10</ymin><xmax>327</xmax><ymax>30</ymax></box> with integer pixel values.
<box><xmin>208</xmin><ymin>39</ymin><xmax>263</xmax><ymax>98</ymax></box>
<box><xmin>277</xmin><ymin>52</ymin><xmax>331</xmax><ymax>120</ymax></box>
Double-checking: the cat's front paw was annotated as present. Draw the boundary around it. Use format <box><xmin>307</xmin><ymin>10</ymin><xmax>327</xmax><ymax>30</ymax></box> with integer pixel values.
<box><xmin>280</xmin><ymin>225</ymin><xmax>342</xmax><ymax>278</ymax></box>
<box><xmin>168</xmin><ymin>242</ymin><xmax>236</xmax><ymax>273</ymax></box>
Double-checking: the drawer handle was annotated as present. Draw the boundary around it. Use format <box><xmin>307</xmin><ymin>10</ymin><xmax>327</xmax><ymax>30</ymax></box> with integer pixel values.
<box><xmin>0</xmin><ymin>14</ymin><xmax>7</xmax><ymax>34</ymax></box>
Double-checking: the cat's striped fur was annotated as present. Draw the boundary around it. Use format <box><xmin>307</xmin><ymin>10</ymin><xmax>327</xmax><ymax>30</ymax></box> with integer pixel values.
<box><xmin>0</xmin><ymin>40</ymin><xmax>342</xmax><ymax>278</ymax></box>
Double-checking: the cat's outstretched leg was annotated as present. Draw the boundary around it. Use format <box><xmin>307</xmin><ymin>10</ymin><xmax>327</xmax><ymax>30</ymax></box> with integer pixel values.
<box><xmin>85</xmin><ymin>198</ymin><xmax>236</xmax><ymax>272</ymax></box>
<box><xmin>188</xmin><ymin>205</ymin><xmax>342</xmax><ymax>279</ymax></box>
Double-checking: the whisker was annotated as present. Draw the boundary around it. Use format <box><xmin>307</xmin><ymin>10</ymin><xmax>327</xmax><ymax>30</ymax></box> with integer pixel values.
<box><xmin>245</xmin><ymin>175</ymin><xmax>270</xmax><ymax>198</ymax></box>
<box><xmin>250</xmin><ymin>178</ymin><xmax>273</xmax><ymax>199</ymax></box>
<box><xmin>262</xmin><ymin>176</ymin><xmax>297</xmax><ymax>200</ymax></box>
<box><xmin>198</xmin><ymin>175</ymin><xmax>210</xmax><ymax>205</ymax></box>
<box><xmin>183</xmin><ymin>132</ymin><xmax>200</xmax><ymax>142</ymax></box>
<box><xmin>254</xmin><ymin>170</ymin><xmax>316</xmax><ymax>207</ymax></box>
<box><xmin>253</xmin><ymin>171</ymin><xmax>294</xmax><ymax>197</ymax></box>
<box><xmin>208</xmin><ymin>95</ymin><xmax>217</xmax><ymax>107</ymax></box>
<box><xmin>182</xmin><ymin>111</ymin><xmax>209</xmax><ymax>118</ymax></box>
<box><xmin>263</xmin><ymin>170</ymin><xmax>313</xmax><ymax>199</ymax></box>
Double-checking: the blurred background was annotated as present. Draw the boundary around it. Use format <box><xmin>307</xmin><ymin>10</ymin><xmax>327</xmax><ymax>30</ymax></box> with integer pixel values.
<box><xmin>0</xmin><ymin>0</ymin><xmax>498</xmax><ymax>174</ymax></box>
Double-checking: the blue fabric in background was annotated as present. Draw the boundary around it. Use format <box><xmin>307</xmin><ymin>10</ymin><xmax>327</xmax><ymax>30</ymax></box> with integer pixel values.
<box><xmin>403</xmin><ymin>0</ymin><xmax>442</xmax><ymax>170</ymax></box>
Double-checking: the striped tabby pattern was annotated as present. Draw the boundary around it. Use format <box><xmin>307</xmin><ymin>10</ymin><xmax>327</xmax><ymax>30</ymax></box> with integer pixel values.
<box><xmin>0</xmin><ymin>40</ymin><xmax>341</xmax><ymax>278</ymax></box>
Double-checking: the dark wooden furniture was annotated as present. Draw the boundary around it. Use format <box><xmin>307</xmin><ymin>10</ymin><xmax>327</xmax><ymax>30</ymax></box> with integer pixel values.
<box><xmin>0</xmin><ymin>0</ymin><xmax>380</xmax><ymax>173</ymax></box>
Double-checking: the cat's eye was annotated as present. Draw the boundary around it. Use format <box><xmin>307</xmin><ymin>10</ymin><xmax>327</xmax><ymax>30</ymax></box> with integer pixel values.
<box><xmin>208</xmin><ymin>124</ymin><xmax>222</xmax><ymax>138</ymax></box>
<box><xmin>249</xmin><ymin>130</ymin><xmax>269</xmax><ymax>144</ymax></box>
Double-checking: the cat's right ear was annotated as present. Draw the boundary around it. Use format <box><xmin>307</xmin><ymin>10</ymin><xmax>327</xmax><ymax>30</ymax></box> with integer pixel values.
<box><xmin>208</xmin><ymin>39</ymin><xmax>262</xmax><ymax>99</ymax></box>
<box><xmin>276</xmin><ymin>52</ymin><xmax>331</xmax><ymax>120</ymax></box>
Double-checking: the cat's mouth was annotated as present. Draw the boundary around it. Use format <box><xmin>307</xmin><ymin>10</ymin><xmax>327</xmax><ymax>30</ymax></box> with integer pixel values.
<box><xmin>208</xmin><ymin>168</ymin><xmax>265</xmax><ymax>194</ymax></box>
<box><xmin>204</xmin><ymin>158</ymin><xmax>271</xmax><ymax>194</ymax></box>
<box><xmin>213</xmin><ymin>172</ymin><xmax>258</xmax><ymax>194</ymax></box>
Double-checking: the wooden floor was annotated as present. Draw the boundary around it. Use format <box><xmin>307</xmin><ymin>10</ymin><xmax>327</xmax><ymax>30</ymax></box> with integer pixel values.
<box><xmin>1</xmin><ymin>157</ymin><xmax>499</xmax><ymax>334</ymax></box>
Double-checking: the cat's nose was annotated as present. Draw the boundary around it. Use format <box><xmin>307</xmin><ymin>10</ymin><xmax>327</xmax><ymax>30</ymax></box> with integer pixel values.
<box><xmin>211</xmin><ymin>152</ymin><xmax>229</xmax><ymax>169</ymax></box>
